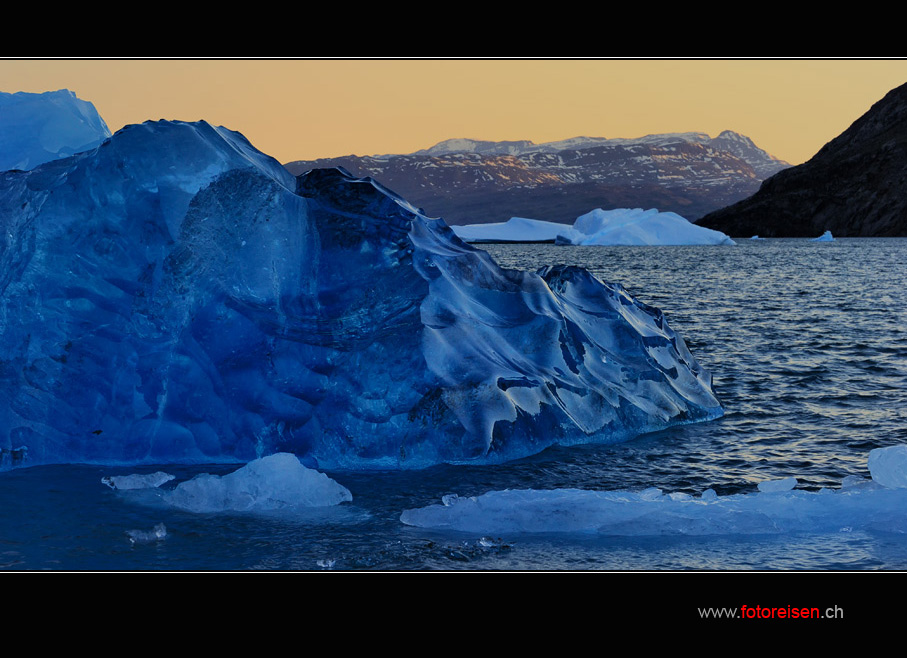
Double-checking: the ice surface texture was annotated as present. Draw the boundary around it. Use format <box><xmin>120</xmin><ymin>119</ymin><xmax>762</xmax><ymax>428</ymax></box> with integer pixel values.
<box><xmin>0</xmin><ymin>119</ymin><xmax>722</xmax><ymax>470</ymax></box>
<box><xmin>0</xmin><ymin>90</ymin><xmax>111</xmax><ymax>172</ymax></box>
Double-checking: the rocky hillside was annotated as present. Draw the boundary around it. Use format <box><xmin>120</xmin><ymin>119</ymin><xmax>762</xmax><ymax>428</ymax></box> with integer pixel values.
<box><xmin>698</xmin><ymin>82</ymin><xmax>907</xmax><ymax>237</ymax></box>
<box><xmin>285</xmin><ymin>132</ymin><xmax>789</xmax><ymax>225</ymax></box>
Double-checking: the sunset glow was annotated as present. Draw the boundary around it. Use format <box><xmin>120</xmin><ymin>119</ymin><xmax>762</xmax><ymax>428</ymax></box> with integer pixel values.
<box><xmin>2</xmin><ymin>58</ymin><xmax>906</xmax><ymax>166</ymax></box>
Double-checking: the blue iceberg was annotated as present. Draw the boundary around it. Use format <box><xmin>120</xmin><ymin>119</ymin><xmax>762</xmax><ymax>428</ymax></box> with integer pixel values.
<box><xmin>0</xmin><ymin>90</ymin><xmax>111</xmax><ymax>172</ymax></box>
<box><xmin>0</xmin><ymin>119</ymin><xmax>722</xmax><ymax>470</ymax></box>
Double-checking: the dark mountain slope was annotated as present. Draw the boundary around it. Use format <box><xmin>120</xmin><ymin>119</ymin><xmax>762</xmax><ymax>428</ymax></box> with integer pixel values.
<box><xmin>698</xmin><ymin>82</ymin><xmax>907</xmax><ymax>237</ymax></box>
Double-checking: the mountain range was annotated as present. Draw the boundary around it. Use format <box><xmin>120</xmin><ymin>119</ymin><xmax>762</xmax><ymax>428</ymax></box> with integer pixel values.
<box><xmin>698</xmin><ymin>81</ymin><xmax>907</xmax><ymax>237</ymax></box>
<box><xmin>285</xmin><ymin>131</ymin><xmax>790</xmax><ymax>225</ymax></box>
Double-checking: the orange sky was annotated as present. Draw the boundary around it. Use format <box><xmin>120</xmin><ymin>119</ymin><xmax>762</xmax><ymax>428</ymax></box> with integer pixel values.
<box><xmin>2</xmin><ymin>58</ymin><xmax>906</xmax><ymax>166</ymax></box>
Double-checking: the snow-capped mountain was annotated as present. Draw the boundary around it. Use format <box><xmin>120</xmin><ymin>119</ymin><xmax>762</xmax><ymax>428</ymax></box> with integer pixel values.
<box><xmin>285</xmin><ymin>131</ymin><xmax>789</xmax><ymax>225</ymax></box>
<box><xmin>0</xmin><ymin>89</ymin><xmax>111</xmax><ymax>171</ymax></box>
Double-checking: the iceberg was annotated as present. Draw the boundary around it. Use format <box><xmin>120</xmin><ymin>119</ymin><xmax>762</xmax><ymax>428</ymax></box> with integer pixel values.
<box><xmin>0</xmin><ymin>118</ymin><xmax>722</xmax><ymax>470</ymax></box>
<box><xmin>556</xmin><ymin>208</ymin><xmax>736</xmax><ymax>246</ymax></box>
<box><xmin>0</xmin><ymin>89</ymin><xmax>111</xmax><ymax>172</ymax></box>
<box><xmin>452</xmin><ymin>208</ymin><xmax>736</xmax><ymax>246</ymax></box>
<box><xmin>399</xmin><ymin>445</ymin><xmax>907</xmax><ymax>536</ymax></box>
<box><xmin>450</xmin><ymin>217</ymin><xmax>572</xmax><ymax>243</ymax></box>
<box><xmin>812</xmin><ymin>230</ymin><xmax>834</xmax><ymax>242</ymax></box>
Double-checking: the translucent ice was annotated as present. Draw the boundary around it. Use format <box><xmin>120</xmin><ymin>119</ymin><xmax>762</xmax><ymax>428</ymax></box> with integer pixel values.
<box><xmin>868</xmin><ymin>445</ymin><xmax>907</xmax><ymax>489</ymax></box>
<box><xmin>757</xmin><ymin>477</ymin><xmax>797</xmax><ymax>493</ymax></box>
<box><xmin>102</xmin><ymin>471</ymin><xmax>176</xmax><ymax>490</ymax></box>
<box><xmin>0</xmin><ymin>89</ymin><xmax>111</xmax><ymax>171</ymax></box>
<box><xmin>0</xmin><ymin>119</ymin><xmax>722</xmax><ymax>470</ymax></box>
<box><xmin>812</xmin><ymin>230</ymin><xmax>834</xmax><ymax>242</ymax></box>
<box><xmin>165</xmin><ymin>453</ymin><xmax>353</xmax><ymax>512</ymax></box>
<box><xmin>401</xmin><ymin>445</ymin><xmax>907</xmax><ymax>536</ymax></box>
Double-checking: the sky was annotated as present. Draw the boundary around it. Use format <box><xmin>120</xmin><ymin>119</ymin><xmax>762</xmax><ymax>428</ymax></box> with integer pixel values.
<box><xmin>2</xmin><ymin>58</ymin><xmax>907</xmax><ymax>166</ymax></box>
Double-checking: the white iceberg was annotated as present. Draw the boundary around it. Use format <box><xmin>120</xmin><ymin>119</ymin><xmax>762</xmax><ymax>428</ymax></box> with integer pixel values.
<box><xmin>164</xmin><ymin>453</ymin><xmax>353</xmax><ymax>513</ymax></box>
<box><xmin>452</xmin><ymin>208</ymin><xmax>736</xmax><ymax>246</ymax></box>
<box><xmin>451</xmin><ymin>216</ymin><xmax>573</xmax><ymax>243</ymax></box>
<box><xmin>812</xmin><ymin>230</ymin><xmax>834</xmax><ymax>242</ymax></box>
<box><xmin>400</xmin><ymin>445</ymin><xmax>907</xmax><ymax>536</ymax></box>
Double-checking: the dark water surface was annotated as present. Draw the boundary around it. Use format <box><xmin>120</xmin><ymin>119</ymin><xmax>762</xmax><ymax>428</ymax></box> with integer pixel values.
<box><xmin>2</xmin><ymin>238</ymin><xmax>906</xmax><ymax>571</ymax></box>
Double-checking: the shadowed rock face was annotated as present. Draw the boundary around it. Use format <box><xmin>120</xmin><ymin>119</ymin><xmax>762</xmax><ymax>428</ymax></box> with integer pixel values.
<box><xmin>698</xmin><ymin>82</ymin><xmax>907</xmax><ymax>238</ymax></box>
<box><xmin>0</xmin><ymin>120</ymin><xmax>722</xmax><ymax>471</ymax></box>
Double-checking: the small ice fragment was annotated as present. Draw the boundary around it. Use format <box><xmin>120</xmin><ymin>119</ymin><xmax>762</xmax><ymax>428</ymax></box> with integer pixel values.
<box><xmin>640</xmin><ymin>487</ymin><xmax>663</xmax><ymax>501</ymax></box>
<box><xmin>868</xmin><ymin>445</ymin><xmax>907</xmax><ymax>489</ymax></box>
<box><xmin>103</xmin><ymin>471</ymin><xmax>175</xmax><ymax>490</ymax></box>
<box><xmin>700</xmin><ymin>489</ymin><xmax>718</xmax><ymax>501</ymax></box>
<box><xmin>126</xmin><ymin>523</ymin><xmax>167</xmax><ymax>545</ymax></box>
<box><xmin>165</xmin><ymin>453</ymin><xmax>352</xmax><ymax>513</ymax></box>
<box><xmin>442</xmin><ymin>494</ymin><xmax>459</xmax><ymax>507</ymax></box>
<box><xmin>317</xmin><ymin>559</ymin><xmax>336</xmax><ymax>570</ymax></box>
<box><xmin>757</xmin><ymin>477</ymin><xmax>797</xmax><ymax>493</ymax></box>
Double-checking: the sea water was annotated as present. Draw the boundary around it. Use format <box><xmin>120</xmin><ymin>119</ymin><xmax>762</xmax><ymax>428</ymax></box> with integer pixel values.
<box><xmin>2</xmin><ymin>238</ymin><xmax>905</xmax><ymax>571</ymax></box>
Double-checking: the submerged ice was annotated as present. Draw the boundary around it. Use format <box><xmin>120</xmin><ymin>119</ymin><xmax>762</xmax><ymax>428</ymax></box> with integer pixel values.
<box><xmin>0</xmin><ymin>118</ymin><xmax>722</xmax><ymax>470</ymax></box>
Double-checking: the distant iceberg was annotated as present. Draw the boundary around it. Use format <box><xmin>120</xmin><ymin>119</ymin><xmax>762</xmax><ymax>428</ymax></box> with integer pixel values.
<box><xmin>400</xmin><ymin>445</ymin><xmax>907</xmax><ymax>536</ymax></box>
<box><xmin>452</xmin><ymin>208</ymin><xmax>736</xmax><ymax>246</ymax></box>
<box><xmin>812</xmin><ymin>230</ymin><xmax>834</xmax><ymax>242</ymax></box>
<box><xmin>450</xmin><ymin>216</ymin><xmax>569</xmax><ymax>243</ymax></box>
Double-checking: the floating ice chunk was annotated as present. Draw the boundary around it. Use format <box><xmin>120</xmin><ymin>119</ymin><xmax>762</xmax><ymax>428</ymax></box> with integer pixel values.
<box><xmin>126</xmin><ymin>523</ymin><xmax>167</xmax><ymax>544</ymax></box>
<box><xmin>811</xmin><ymin>230</ymin><xmax>834</xmax><ymax>242</ymax></box>
<box><xmin>757</xmin><ymin>477</ymin><xmax>797</xmax><ymax>493</ymax></box>
<box><xmin>400</xmin><ymin>484</ymin><xmax>907</xmax><ymax>536</ymax></box>
<box><xmin>164</xmin><ymin>453</ymin><xmax>352</xmax><ymax>513</ymax></box>
<box><xmin>102</xmin><ymin>471</ymin><xmax>176</xmax><ymax>490</ymax></box>
<box><xmin>750</xmin><ymin>235</ymin><xmax>766</xmax><ymax>240</ymax></box>
<box><xmin>401</xmin><ymin>447</ymin><xmax>907</xmax><ymax>536</ymax></box>
<box><xmin>868</xmin><ymin>445</ymin><xmax>907</xmax><ymax>489</ymax></box>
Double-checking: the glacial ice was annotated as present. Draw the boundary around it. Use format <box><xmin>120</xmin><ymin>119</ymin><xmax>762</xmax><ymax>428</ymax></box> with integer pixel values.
<box><xmin>812</xmin><ymin>230</ymin><xmax>835</xmax><ymax>242</ymax></box>
<box><xmin>0</xmin><ymin>90</ymin><xmax>111</xmax><ymax>171</ymax></box>
<box><xmin>0</xmin><ymin>117</ymin><xmax>722</xmax><ymax>470</ymax></box>
<box><xmin>102</xmin><ymin>471</ymin><xmax>175</xmax><ymax>490</ymax></box>
<box><xmin>452</xmin><ymin>208</ymin><xmax>736</xmax><ymax>246</ymax></box>
<box><xmin>867</xmin><ymin>445</ymin><xmax>907</xmax><ymax>489</ymax></box>
<box><xmin>399</xmin><ymin>445</ymin><xmax>907</xmax><ymax>536</ymax></box>
<box><xmin>164</xmin><ymin>453</ymin><xmax>353</xmax><ymax>512</ymax></box>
